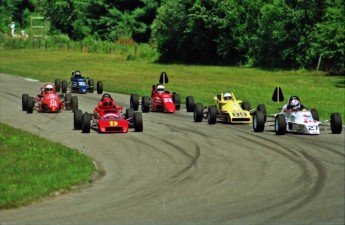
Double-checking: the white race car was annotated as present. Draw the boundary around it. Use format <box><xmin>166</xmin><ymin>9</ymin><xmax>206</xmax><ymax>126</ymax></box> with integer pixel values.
<box><xmin>253</xmin><ymin>105</ymin><xmax>342</xmax><ymax>135</ymax></box>
<box><xmin>252</xmin><ymin>90</ymin><xmax>342</xmax><ymax>135</ymax></box>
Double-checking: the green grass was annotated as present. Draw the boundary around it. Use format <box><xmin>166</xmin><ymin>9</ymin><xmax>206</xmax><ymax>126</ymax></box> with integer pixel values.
<box><xmin>0</xmin><ymin>123</ymin><xmax>95</xmax><ymax>209</ymax></box>
<box><xmin>0</xmin><ymin>49</ymin><xmax>344</xmax><ymax>120</ymax></box>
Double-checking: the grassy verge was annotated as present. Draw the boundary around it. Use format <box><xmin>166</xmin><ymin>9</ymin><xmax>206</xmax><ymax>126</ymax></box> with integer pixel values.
<box><xmin>0</xmin><ymin>123</ymin><xmax>95</xmax><ymax>209</ymax></box>
<box><xmin>0</xmin><ymin>49</ymin><xmax>344</xmax><ymax>120</ymax></box>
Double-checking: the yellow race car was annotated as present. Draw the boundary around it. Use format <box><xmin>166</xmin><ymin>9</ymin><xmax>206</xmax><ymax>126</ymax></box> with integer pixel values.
<box><xmin>188</xmin><ymin>91</ymin><xmax>252</xmax><ymax>124</ymax></box>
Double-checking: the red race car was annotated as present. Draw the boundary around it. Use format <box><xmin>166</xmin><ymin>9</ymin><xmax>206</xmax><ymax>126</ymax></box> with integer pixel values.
<box><xmin>130</xmin><ymin>72</ymin><xmax>180</xmax><ymax>113</ymax></box>
<box><xmin>73</xmin><ymin>93</ymin><xmax>143</xmax><ymax>133</ymax></box>
<box><xmin>22</xmin><ymin>83</ymin><xmax>78</xmax><ymax>113</ymax></box>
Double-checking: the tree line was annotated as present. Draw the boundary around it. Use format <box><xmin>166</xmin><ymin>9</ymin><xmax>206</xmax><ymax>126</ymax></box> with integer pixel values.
<box><xmin>1</xmin><ymin>0</ymin><xmax>344</xmax><ymax>73</ymax></box>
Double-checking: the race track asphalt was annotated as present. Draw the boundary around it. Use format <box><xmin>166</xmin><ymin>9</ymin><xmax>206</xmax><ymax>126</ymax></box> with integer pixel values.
<box><xmin>0</xmin><ymin>73</ymin><xmax>344</xmax><ymax>225</ymax></box>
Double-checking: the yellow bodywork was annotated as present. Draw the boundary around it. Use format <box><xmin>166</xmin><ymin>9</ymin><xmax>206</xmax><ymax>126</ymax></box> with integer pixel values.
<box><xmin>214</xmin><ymin>92</ymin><xmax>252</xmax><ymax>123</ymax></box>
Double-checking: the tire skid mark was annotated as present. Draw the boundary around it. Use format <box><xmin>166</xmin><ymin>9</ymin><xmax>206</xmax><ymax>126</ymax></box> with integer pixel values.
<box><xmin>233</xmin><ymin>133</ymin><xmax>327</xmax><ymax>223</ymax></box>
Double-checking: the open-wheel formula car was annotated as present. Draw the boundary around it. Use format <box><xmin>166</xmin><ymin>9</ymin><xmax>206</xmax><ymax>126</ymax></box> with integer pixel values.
<box><xmin>73</xmin><ymin>94</ymin><xmax>143</xmax><ymax>133</ymax></box>
<box><xmin>130</xmin><ymin>72</ymin><xmax>181</xmax><ymax>113</ymax></box>
<box><xmin>252</xmin><ymin>87</ymin><xmax>342</xmax><ymax>135</ymax></box>
<box><xmin>54</xmin><ymin>70</ymin><xmax>103</xmax><ymax>94</ymax></box>
<box><xmin>190</xmin><ymin>90</ymin><xmax>252</xmax><ymax>124</ymax></box>
<box><xmin>22</xmin><ymin>83</ymin><xmax>78</xmax><ymax>113</ymax></box>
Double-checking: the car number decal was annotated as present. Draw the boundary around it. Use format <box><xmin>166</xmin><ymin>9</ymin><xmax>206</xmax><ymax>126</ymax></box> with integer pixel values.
<box><xmin>163</xmin><ymin>98</ymin><xmax>173</xmax><ymax>103</ymax></box>
<box><xmin>232</xmin><ymin>112</ymin><xmax>247</xmax><ymax>117</ymax></box>
<box><xmin>109</xmin><ymin>121</ymin><xmax>118</xmax><ymax>126</ymax></box>
<box><xmin>49</xmin><ymin>99</ymin><xmax>58</xmax><ymax>107</ymax></box>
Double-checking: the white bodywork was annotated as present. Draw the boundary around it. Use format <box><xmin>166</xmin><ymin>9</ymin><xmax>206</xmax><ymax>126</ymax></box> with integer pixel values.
<box><xmin>276</xmin><ymin>110</ymin><xmax>320</xmax><ymax>134</ymax></box>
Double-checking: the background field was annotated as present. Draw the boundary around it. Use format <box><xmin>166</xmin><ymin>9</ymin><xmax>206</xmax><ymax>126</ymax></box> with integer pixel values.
<box><xmin>0</xmin><ymin>49</ymin><xmax>344</xmax><ymax>120</ymax></box>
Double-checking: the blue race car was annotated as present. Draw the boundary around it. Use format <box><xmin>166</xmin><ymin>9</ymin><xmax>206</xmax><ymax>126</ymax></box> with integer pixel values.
<box><xmin>55</xmin><ymin>71</ymin><xmax>103</xmax><ymax>94</ymax></box>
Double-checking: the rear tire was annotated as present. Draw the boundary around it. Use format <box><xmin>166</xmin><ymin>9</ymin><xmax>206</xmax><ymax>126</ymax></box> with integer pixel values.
<box><xmin>330</xmin><ymin>113</ymin><xmax>342</xmax><ymax>134</ymax></box>
<box><xmin>88</xmin><ymin>79</ymin><xmax>94</xmax><ymax>93</ymax></box>
<box><xmin>253</xmin><ymin>110</ymin><xmax>265</xmax><ymax>132</ymax></box>
<box><xmin>55</xmin><ymin>79</ymin><xmax>61</xmax><ymax>92</ymax></box>
<box><xmin>22</xmin><ymin>94</ymin><xmax>28</xmax><ymax>111</ymax></box>
<box><xmin>97</xmin><ymin>81</ymin><xmax>103</xmax><ymax>94</ymax></box>
<box><xmin>82</xmin><ymin>113</ymin><xmax>91</xmax><ymax>133</ymax></box>
<box><xmin>141</xmin><ymin>96</ymin><xmax>150</xmax><ymax>113</ymax></box>
<box><xmin>186</xmin><ymin>96</ymin><xmax>195</xmax><ymax>112</ymax></box>
<box><xmin>207</xmin><ymin>105</ymin><xmax>217</xmax><ymax>124</ymax></box>
<box><xmin>74</xmin><ymin>109</ymin><xmax>83</xmax><ymax>130</ymax></box>
<box><xmin>257</xmin><ymin>104</ymin><xmax>267</xmax><ymax>122</ymax></box>
<box><xmin>130</xmin><ymin>94</ymin><xmax>139</xmax><ymax>111</ymax></box>
<box><xmin>61</xmin><ymin>80</ymin><xmax>67</xmax><ymax>93</ymax></box>
<box><xmin>27</xmin><ymin>96</ymin><xmax>34</xmax><ymax>113</ymax></box>
<box><xmin>194</xmin><ymin>103</ymin><xmax>203</xmax><ymax>122</ymax></box>
<box><xmin>275</xmin><ymin>114</ymin><xmax>286</xmax><ymax>135</ymax></box>
<box><xmin>134</xmin><ymin>112</ymin><xmax>143</xmax><ymax>132</ymax></box>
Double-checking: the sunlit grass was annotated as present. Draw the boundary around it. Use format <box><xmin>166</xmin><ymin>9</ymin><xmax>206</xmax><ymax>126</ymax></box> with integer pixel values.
<box><xmin>0</xmin><ymin>123</ymin><xmax>95</xmax><ymax>209</ymax></box>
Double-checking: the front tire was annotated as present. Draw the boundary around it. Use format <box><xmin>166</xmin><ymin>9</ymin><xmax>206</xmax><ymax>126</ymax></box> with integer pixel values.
<box><xmin>253</xmin><ymin>110</ymin><xmax>265</xmax><ymax>132</ymax></box>
<box><xmin>172</xmin><ymin>93</ymin><xmax>181</xmax><ymax>110</ymax></box>
<box><xmin>141</xmin><ymin>96</ymin><xmax>150</xmax><ymax>113</ymax></box>
<box><xmin>61</xmin><ymin>80</ymin><xmax>67</xmax><ymax>93</ymax></box>
<box><xmin>74</xmin><ymin>109</ymin><xmax>83</xmax><ymax>130</ymax></box>
<box><xmin>311</xmin><ymin>109</ymin><xmax>319</xmax><ymax>121</ymax></box>
<box><xmin>71</xmin><ymin>96</ymin><xmax>78</xmax><ymax>112</ymax></box>
<box><xmin>134</xmin><ymin>112</ymin><xmax>143</xmax><ymax>132</ymax></box>
<box><xmin>126</xmin><ymin>108</ymin><xmax>135</xmax><ymax>119</ymax></box>
<box><xmin>257</xmin><ymin>104</ymin><xmax>267</xmax><ymax>122</ymax></box>
<box><xmin>186</xmin><ymin>96</ymin><xmax>195</xmax><ymax>112</ymax></box>
<box><xmin>194</xmin><ymin>103</ymin><xmax>203</xmax><ymax>122</ymax></box>
<box><xmin>330</xmin><ymin>113</ymin><xmax>342</xmax><ymax>134</ymax></box>
<box><xmin>275</xmin><ymin>114</ymin><xmax>286</xmax><ymax>135</ymax></box>
<box><xmin>207</xmin><ymin>105</ymin><xmax>217</xmax><ymax>124</ymax></box>
<box><xmin>55</xmin><ymin>79</ymin><xmax>61</xmax><ymax>92</ymax></box>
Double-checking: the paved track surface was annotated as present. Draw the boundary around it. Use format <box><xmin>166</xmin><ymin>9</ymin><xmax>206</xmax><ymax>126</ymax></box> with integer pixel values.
<box><xmin>0</xmin><ymin>73</ymin><xmax>344</xmax><ymax>225</ymax></box>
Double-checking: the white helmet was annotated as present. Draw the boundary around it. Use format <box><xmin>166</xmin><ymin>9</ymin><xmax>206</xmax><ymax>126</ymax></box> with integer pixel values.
<box><xmin>45</xmin><ymin>84</ymin><xmax>54</xmax><ymax>92</ymax></box>
<box><xmin>224</xmin><ymin>93</ymin><xmax>232</xmax><ymax>100</ymax></box>
<box><xmin>157</xmin><ymin>84</ymin><xmax>165</xmax><ymax>94</ymax></box>
<box><xmin>290</xmin><ymin>99</ymin><xmax>300</xmax><ymax>110</ymax></box>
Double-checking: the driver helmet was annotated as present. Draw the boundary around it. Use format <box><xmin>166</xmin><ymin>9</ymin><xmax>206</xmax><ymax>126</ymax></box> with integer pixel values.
<box><xmin>157</xmin><ymin>84</ymin><xmax>165</xmax><ymax>94</ymax></box>
<box><xmin>224</xmin><ymin>92</ymin><xmax>232</xmax><ymax>100</ymax></box>
<box><xmin>44</xmin><ymin>84</ymin><xmax>54</xmax><ymax>93</ymax></box>
<box><xmin>102</xmin><ymin>97</ymin><xmax>113</xmax><ymax>109</ymax></box>
<box><xmin>289</xmin><ymin>96</ymin><xmax>301</xmax><ymax>110</ymax></box>
<box><xmin>75</xmin><ymin>71</ymin><xmax>81</xmax><ymax>77</ymax></box>
<box><xmin>102</xmin><ymin>93</ymin><xmax>112</xmax><ymax>100</ymax></box>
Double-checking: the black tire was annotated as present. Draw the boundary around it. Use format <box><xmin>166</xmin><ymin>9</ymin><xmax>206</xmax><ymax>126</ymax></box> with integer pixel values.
<box><xmin>172</xmin><ymin>93</ymin><xmax>181</xmax><ymax>110</ymax></box>
<box><xmin>134</xmin><ymin>112</ymin><xmax>143</xmax><ymax>132</ymax></box>
<box><xmin>241</xmin><ymin>101</ymin><xmax>251</xmax><ymax>111</ymax></box>
<box><xmin>74</xmin><ymin>109</ymin><xmax>83</xmax><ymax>130</ymax></box>
<box><xmin>27</xmin><ymin>96</ymin><xmax>34</xmax><ymax>113</ymax></box>
<box><xmin>55</xmin><ymin>79</ymin><xmax>61</xmax><ymax>92</ymax></box>
<box><xmin>194</xmin><ymin>103</ymin><xmax>203</xmax><ymax>122</ymax></box>
<box><xmin>71</xmin><ymin>96</ymin><xmax>78</xmax><ymax>112</ymax></box>
<box><xmin>88</xmin><ymin>79</ymin><xmax>94</xmax><ymax>93</ymax></box>
<box><xmin>126</xmin><ymin>108</ymin><xmax>135</xmax><ymax>119</ymax></box>
<box><xmin>186</xmin><ymin>96</ymin><xmax>195</xmax><ymax>112</ymax></box>
<box><xmin>82</xmin><ymin>113</ymin><xmax>91</xmax><ymax>133</ymax></box>
<box><xmin>141</xmin><ymin>96</ymin><xmax>150</xmax><ymax>113</ymax></box>
<box><xmin>130</xmin><ymin>94</ymin><xmax>139</xmax><ymax>111</ymax></box>
<box><xmin>97</xmin><ymin>81</ymin><xmax>103</xmax><ymax>94</ymax></box>
<box><xmin>64</xmin><ymin>93</ymin><xmax>72</xmax><ymax>108</ymax></box>
<box><xmin>330</xmin><ymin>113</ymin><xmax>342</xmax><ymax>134</ymax></box>
<box><xmin>311</xmin><ymin>109</ymin><xmax>319</xmax><ymax>121</ymax></box>
<box><xmin>257</xmin><ymin>104</ymin><xmax>267</xmax><ymax>122</ymax></box>
<box><xmin>275</xmin><ymin>114</ymin><xmax>286</xmax><ymax>135</ymax></box>
<box><xmin>207</xmin><ymin>105</ymin><xmax>217</xmax><ymax>124</ymax></box>
<box><xmin>61</xmin><ymin>80</ymin><xmax>67</xmax><ymax>93</ymax></box>
<box><xmin>253</xmin><ymin>110</ymin><xmax>265</xmax><ymax>132</ymax></box>
<box><xmin>22</xmin><ymin>94</ymin><xmax>28</xmax><ymax>111</ymax></box>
